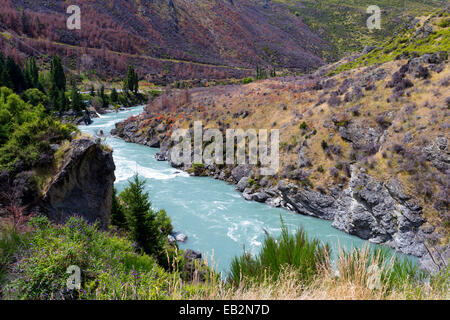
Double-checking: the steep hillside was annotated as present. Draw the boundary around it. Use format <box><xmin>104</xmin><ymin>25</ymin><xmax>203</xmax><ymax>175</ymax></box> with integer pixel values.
<box><xmin>0</xmin><ymin>0</ymin><xmax>446</xmax><ymax>83</ymax></box>
<box><xmin>271</xmin><ymin>0</ymin><xmax>447</xmax><ymax>59</ymax></box>
<box><xmin>112</xmin><ymin>12</ymin><xmax>449</xmax><ymax>267</ymax></box>
<box><xmin>0</xmin><ymin>0</ymin><xmax>329</xmax><ymax>82</ymax></box>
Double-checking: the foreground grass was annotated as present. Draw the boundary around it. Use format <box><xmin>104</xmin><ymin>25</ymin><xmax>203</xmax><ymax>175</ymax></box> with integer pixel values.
<box><xmin>174</xmin><ymin>247</ymin><xmax>448</xmax><ymax>300</ymax></box>
<box><xmin>0</xmin><ymin>216</ymin><xmax>447</xmax><ymax>300</ymax></box>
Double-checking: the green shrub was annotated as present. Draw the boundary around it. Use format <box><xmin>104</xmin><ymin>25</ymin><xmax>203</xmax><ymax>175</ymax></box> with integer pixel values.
<box><xmin>155</xmin><ymin>209</ymin><xmax>173</xmax><ymax>236</ymax></box>
<box><xmin>241</xmin><ymin>77</ymin><xmax>253</xmax><ymax>84</ymax></box>
<box><xmin>0</xmin><ymin>87</ymin><xmax>76</xmax><ymax>171</ymax></box>
<box><xmin>3</xmin><ymin>216</ymin><xmax>172</xmax><ymax>300</ymax></box>
<box><xmin>21</xmin><ymin>88</ymin><xmax>48</xmax><ymax>106</ymax></box>
<box><xmin>0</xmin><ymin>226</ymin><xmax>28</xmax><ymax>284</ymax></box>
<box><xmin>190</xmin><ymin>162</ymin><xmax>205</xmax><ymax>175</ymax></box>
<box><xmin>299</xmin><ymin>121</ymin><xmax>308</xmax><ymax>130</ymax></box>
<box><xmin>111</xmin><ymin>187</ymin><xmax>127</xmax><ymax>230</ymax></box>
<box><xmin>438</xmin><ymin>18</ymin><xmax>450</xmax><ymax>28</ymax></box>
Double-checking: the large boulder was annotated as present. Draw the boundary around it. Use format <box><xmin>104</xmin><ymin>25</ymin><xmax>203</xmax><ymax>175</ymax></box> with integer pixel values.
<box><xmin>231</xmin><ymin>164</ymin><xmax>252</xmax><ymax>183</ymax></box>
<box><xmin>277</xmin><ymin>180</ymin><xmax>336</xmax><ymax>221</ymax></box>
<box><xmin>338</xmin><ymin>120</ymin><xmax>383</xmax><ymax>155</ymax></box>
<box><xmin>236</xmin><ymin>176</ymin><xmax>249</xmax><ymax>192</ymax></box>
<box><xmin>42</xmin><ymin>139</ymin><xmax>115</xmax><ymax>229</ymax></box>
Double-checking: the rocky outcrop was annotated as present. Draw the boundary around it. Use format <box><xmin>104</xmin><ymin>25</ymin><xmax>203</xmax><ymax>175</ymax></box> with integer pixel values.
<box><xmin>56</xmin><ymin>109</ymin><xmax>96</xmax><ymax>125</ymax></box>
<box><xmin>267</xmin><ymin>166</ymin><xmax>428</xmax><ymax>257</ymax></box>
<box><xmin>332</xmin><ymin>168</ymin><xmax>426</xmax><ymax>256</ymax></box>
<box><xmin>112</xmin><ymin>118</ymin><xmax>434</xmax><ymax>258</ymax></box>
<box><xmin>42</xmin><ymin>139</ymin><xmax>115</xmax><ymax>229</ymax></box>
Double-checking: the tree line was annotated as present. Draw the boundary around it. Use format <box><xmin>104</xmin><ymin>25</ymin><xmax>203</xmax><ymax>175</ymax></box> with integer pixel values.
<box><xmin>0</xmin><ymin>53</ymin><xmax>142</xmax><ymax>113</ymax></box>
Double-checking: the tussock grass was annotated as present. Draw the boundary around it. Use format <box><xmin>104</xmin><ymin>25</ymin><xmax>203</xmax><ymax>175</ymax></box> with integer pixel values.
<box><xmin>229</xmin><ymin>218</ymin><xmax>329</xmax><ymax>285</ymax></box>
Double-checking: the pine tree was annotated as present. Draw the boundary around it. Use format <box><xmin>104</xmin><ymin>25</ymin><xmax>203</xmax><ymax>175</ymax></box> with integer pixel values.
<box><xmin>21</xmin><ymin>11</ymin><xmax>30</xmax><ymax>35</ymax></box>
<box><xmin>122</xmin><ymin>77</ymin><xmax>128</xmax><ymax>94</ymax></box>
<box><xmin>120</xmin><ymin>175</ymin><xmax>164</xmax><ymax>257</ymax></box>
<box><xmin>125</xmin><ymin>65</ymin><xmax>138</xmax><ymax>94</ymax></box>
<box><xmin>24</xmin><ymin>57</ymin><xmax>39</xmax><ymax>89</ymax></box>
<box><xmin>4</xmin><ymin>57</ymin><xmax>25</xmax><ymax>93</ymax></box>
<box><xmin>132</xmin><ymin>69</ymin><xmax>139</xmax><ymax>93</ymax></box>
<box><xmin>0</xmin><ymin>54</ymin><xmax>4</xmax><ymax>87</ymax></box>
<box><xmin>70</xmin><ymin>81</ymin><xmax>84</xmax><ymax>112</ymax></box>
<box><xmin>99</xmin><ymin>85</ymin><xmax>109</xmax><ymax>109</ymax></box>
<box><xmin>57</xmin><ymin>89</ymin><xmax>68</xmax><ymax>112</ymax></box>
<box><xmin>49</xmin><ymin>56</ymin><xmax>66</xmax><ymax>111</ymax></box>
<box><xmin>110</xmin><ymin>88</ymin><xmax>118</xmax><ymax>102</ymax></box>
<box><xmin>50</xmin><ymin>56</ymin><xmax>66</xmax><ymax>92</ymax></box>
<box><xmin>270</xmin><ymin>68</ymin><xmax>276</xmax><ymax>77</ymax></box>
<box><xmin>89</xmin><ymin>85</ymin><xmax>95</xmax><ymax>97</ymax></box>
<box><xmin>111</xmin><ymin>187</ymin><xmax>127</xmax><ymax>229</ymax></box>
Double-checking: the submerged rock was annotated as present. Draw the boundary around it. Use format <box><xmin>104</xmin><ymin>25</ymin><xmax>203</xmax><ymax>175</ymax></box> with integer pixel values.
<box><xmin>168</xmin><ymin>234</ymin><xmax>176</xmax><ymax>244</ymax></box>
<box><xmin>175</xmin><ymin>233</ymin><xmax>188</xmax><ymax>242</ymax></box>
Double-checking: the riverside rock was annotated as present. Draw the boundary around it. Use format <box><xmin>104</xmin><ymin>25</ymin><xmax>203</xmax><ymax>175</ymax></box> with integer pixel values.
<box><xmin>236</xmin><ymin>176</ymin><xmax>249</xmax><ymax>192</ymax></box>
<box><xmin>42</xmin><ymin>139</ymin><xmax>115</xmax><ymax>229</ymax></box>
<box><xmin>275</xmin><ymin>166</ymin><xmax>428</xmax><ymax>256</ymax></box>
<box><xmin>175</xmin><ymin>233</ymin><xmax>188</xmax><ymax>242</ymax></box>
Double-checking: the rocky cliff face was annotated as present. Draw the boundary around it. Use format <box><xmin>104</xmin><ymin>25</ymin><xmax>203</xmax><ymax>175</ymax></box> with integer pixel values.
<box><xmin>277</xmin><ymin>168</ymin><xmax>428</xmax><ymax>257</ymax></box>
<box><xmin>42</xmin><ymin>139</ymin><xmax>115</xmax><ymax>229</ymax></box>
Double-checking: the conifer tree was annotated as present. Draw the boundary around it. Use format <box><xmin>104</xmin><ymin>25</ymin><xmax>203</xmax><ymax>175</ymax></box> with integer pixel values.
<box><xmin>21</xmin><ymin>11</ymin><xmax>30</xmax><ymax>35</ymax></box>
<box><xmin>70</xmin><ymin>81</ymin><xmax>84</xmax><ymax>112</ymax></box>
<box><xmin>24</xmin><ymin>57</ymin><xmax>39</xmax><ymax>89</ymax></box>
<box><xmin>111</xmin><ymin>187</ymin><xmax>127</xmax><ymax>229</ymax></box>
<box><xmin>57</xmin><ymin>89</ymin><xmax>68</xmax><ymax>112</ymax></box>
<box><xmin>110</xmin><ymin>88</ymin><xmax>118</xmax><ymax>102</ymax></box>
<box><xmin>132</xmin><ymin>69</ymin><xmax>139</xmax><ymax>93</ymax></box>
<box><xmin>125</xmin><ymin>65</ymin><xmax>138</xmax><ymax>94</ymax></box>
<box><xmin>50</xmin><ymin>56</ymin><xmax>66</xmax><ymax>92</ymax></box>
<box><xmin>49</xmin><ymin>56</ymin><xmax>66</xmax><ymax>111</ymax></box>
<box><xmin>4</xmin><ymin>57</ymin><xmax>25</xmax><ymax>93</ymax></box>
<box><xmin>119</xmin><ymin>175</ymin><xmax>164</xmax><ymax>258</ymax></box>
<box><xmin>99</xmin><ymin>85</ymin><xmax>109</xmax><ymax>109</ymax></box>
<box><xmin>0</xmin><ymin>54</ymin><xmax>4</xmax><ymax>87</ymax></box>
